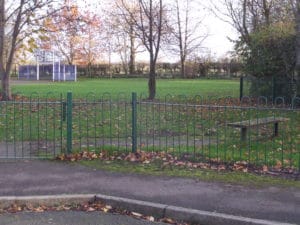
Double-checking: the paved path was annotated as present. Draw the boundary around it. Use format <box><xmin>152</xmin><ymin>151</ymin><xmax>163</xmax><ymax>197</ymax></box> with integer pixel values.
<box><xmin>0</xmin><ymin>161</ymin><xmax>299</xmax><ymax>224</ymax></box>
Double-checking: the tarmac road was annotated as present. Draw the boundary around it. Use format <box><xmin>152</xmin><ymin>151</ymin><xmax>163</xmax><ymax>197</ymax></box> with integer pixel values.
<box><xmin>0</xmin><ymin>160</ymin><xmax>299</xmax><ymax>224</ymax></box>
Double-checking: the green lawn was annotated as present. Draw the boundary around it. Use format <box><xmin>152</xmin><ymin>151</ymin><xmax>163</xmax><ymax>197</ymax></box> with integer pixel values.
<box><xmin>11</xmin><ymin>78</ymin><xmax>240</xmax><ymax>99</ymax></box>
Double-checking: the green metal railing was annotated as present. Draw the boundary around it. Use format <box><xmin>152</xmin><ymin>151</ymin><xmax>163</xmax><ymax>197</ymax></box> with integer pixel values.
<box><xmin>0</xmin><ymin>92</ymin><xmax>299</xmax><ymax>172</ymax></box>
<box><xmin>240</xmin><ymin>76</ymin><xmax>300</xmax><ymax>103</ymax></box>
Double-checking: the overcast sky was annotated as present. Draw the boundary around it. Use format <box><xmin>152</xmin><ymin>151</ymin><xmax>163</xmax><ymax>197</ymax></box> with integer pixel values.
<box><xmin>200</xmin><ymin>1</ymin><xmax>238</xmax><ymax>58</ymax></box>
<box><xmin>76</xmin><ymin>0</ymin><xmax>237</xmax><ymax>61</ymax></box>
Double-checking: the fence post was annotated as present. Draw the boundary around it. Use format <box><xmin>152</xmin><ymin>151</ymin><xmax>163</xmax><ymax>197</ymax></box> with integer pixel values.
<box><xmin>66</xmin><ymin>92</ymin><xmax>73</xmax><ymax>154</ymax></box>
<box><xmin>62</xmin><ymin>102</ymin><xmax>67</xmax><ymax>121</ymax></box>
<box><xmin>132</xmin><ymin>92</ymin><xmax>137</xmax><ymax>153</ymax></box>
<box><xmin>240</xmin><ymin>76</ymin><xmax>244</xmax><ymax>101</ymax></box>
<box><xmin>272</xmin><ymin>76</ymin><xmax>276</xmax><ymax>103</ymax></box>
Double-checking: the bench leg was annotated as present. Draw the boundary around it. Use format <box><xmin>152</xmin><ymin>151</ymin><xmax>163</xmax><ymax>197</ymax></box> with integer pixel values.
<box><xmin>241</xmin><ymin>127</ymin><xmax>247</xmax><ymax>141</ymax></box>
<box><xmin>274</xmin><ymin>122</ymin><xmax>279</xmax><ymax>137</ymax></box>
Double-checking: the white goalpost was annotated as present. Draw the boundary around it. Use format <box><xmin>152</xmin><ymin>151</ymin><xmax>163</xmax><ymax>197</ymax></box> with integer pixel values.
<box><xmin>31</xmin><ymin>49</ymin><xmax>77</xmax><ymax>81</ymax></box>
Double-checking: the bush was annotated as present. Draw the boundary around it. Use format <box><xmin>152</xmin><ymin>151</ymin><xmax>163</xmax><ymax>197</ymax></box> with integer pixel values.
<box><xmin>237</xmin><ymin>22</ymin><xmax>297</xmax><ymax>98</ymax></box>
<box><xmin>242</xmin><ymin>22</ymin><xmax>296</xmax><ymax>78</ymax></box>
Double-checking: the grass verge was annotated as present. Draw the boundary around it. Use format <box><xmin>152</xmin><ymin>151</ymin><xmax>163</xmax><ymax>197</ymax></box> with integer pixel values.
<box><xmin>77</xmin><ymin>159</ymin><xmax>300</xmax><ymax>189</ymax></box>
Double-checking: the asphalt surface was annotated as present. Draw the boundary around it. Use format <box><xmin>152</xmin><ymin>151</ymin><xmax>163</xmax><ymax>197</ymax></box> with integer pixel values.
<box><xmin>0</xmin><ymin>211</ymin><xmax>167</xmax><ymax>225</ymax></box>
<box><xmin>0</xmin><ymin>160</ymin><xmax>299</xmax><ymax>224</ymax></box>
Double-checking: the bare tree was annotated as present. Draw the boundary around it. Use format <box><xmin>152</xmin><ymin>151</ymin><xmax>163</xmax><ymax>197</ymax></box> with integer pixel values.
<box><xmin>212</xmin><ymin>0</ymin><xmax>295</xmax><ymax>45</ymax></box>
<box><xmin>104</xmin><ymin>0</ymin><xmax>141</xmax><ymax>75</ymax></box>
<box><xmin>168</xmin><ymin>0</ymin><xmax>207</xmax><ymax>78</ymax></box>
<box><xmin>121</xmin><ymin>0</ymin><xmax>164</xmax><ymax>100</ymax></box>
<box><xmin>117</xmin><ymin>1</ymin><xmax>139</xmax><ymax>75</ymax></box>
<box><xmin>0</xmin><ymin>0</ymin><xmax>58</xmax><ymax>100</ymax></box>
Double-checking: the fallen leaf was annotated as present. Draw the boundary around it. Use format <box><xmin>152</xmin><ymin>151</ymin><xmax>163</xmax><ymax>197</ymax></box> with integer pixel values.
<box><xmin>160</xmin><ymin>217</ymin><xmax>176</xmax><ymax>224</ymax></box>
<box><xmin>242</xmin><ymin>168</ymin><xmax>248</xmax><ymax>173</ymax></box>
<box><xmin>105</xmin><ymin>205</ymin><xmax>112</xmax><ymax>210</ymax></box>
<box><xmin>263</xmin><ymin>165</ymin><xmax>268</xmax><ymax>172</ymax></box>
<box><xmin>131</xmin><ymin>212</ymin><xmax>143</xmax><ymax>218</ymax></box>
<box><xmin>145</xmin><ymin>216</ymin><xmax>155</xmax><ymax>222</ymax></box>
<box><xmin>34</xmin><ymin>206</ymin><xmax>44</xmax><ymax>212</ymax></box>
<box><xmin>87</xmin><ymin>207</ymin><xmax>96</xmax><ymax>212</ymax></box>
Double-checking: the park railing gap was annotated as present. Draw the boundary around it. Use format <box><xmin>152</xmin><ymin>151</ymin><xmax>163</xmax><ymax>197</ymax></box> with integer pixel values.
<box><xmin>0</xmin><ymin>92</ymin><xmax>299</xmax><ymax>172</ymax></box>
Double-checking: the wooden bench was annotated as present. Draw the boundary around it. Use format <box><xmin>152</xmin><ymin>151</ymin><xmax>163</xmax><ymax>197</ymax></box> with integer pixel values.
<box><xmin>227</xmin><ymin>117</ymin><xmax>289</xmax><ymax>141</ymax></box>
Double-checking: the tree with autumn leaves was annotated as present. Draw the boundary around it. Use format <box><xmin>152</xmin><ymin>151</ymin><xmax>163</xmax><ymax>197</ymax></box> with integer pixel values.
<box><xmin>42</xmin><ymin>2</ymin><xmax>102</xmax><ymax>66</ymax></box>
<box><xmin>0</xmin><ymin>0</ymin><xmax>58</xmax><ymax>100</ymax></box>
<box><xmin>0</xmin><ymin>0</ymin><xmax>102</xmax><ymax>100</ymax></box>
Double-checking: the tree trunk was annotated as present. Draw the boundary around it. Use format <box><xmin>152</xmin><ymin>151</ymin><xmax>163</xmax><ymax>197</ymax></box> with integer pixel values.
<box><xmin>176</xmin><ymin>0</ymin><xmax>185</xmax><ymax>79</ymax></box>
<box><xmin>129</xmin><ymin>24</ymin><xmax>136</xmax><ymax>75</ymax></box>
<box><xmin>296</xmin><ymin>0</ymin><xmax>300</xmax><ymax>79</ymax></box>
<box><xmin>180</xmin><ymin>58</ymin><xmax>186</xmax><ymax>78</ymax></box>
<box><xmin>148</xmin><ymin>61</ymin><xmax>156</xmax><ymax>100</ymax></box>
<box><xmin>129</xmin><ymin>49</ymin><xmax>135</xmax><ymax>75</ymax></box>
<box><xmin>0</xmin><ymin>0</ymin><xmax>11</xmax><ymax>100</ymax></box>
<box><xmin>87</xmin><ymin>63</ymin><xmax>92</xmax><ymax>78</ymax></box>
<box><xmin>0</xmin><ymin>70</ymin><xmax>11</xmax><ymax>100</ymax></box>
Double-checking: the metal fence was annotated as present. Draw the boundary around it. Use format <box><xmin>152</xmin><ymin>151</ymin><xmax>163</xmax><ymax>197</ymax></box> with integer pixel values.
<box><xmin>0</xmin><ymin>93</ymin><xmax>299</xmax><ymax>172</ymax></box>
<box><xmin>240</xmin><ymin>76</ymin><xmax>300</xmax><ymax>102</ymax></box>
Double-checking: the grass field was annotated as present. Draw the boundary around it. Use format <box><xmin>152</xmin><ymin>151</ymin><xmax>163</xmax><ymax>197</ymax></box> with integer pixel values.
<box><xmin>11</xmin><ymin>78</ymin><xmax>240</xmax><ymax>98</ymax></box>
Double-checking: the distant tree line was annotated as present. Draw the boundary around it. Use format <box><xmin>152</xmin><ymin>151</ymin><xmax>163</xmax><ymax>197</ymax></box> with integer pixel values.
<box><xmin>77</xmin><ymin>59</ymin><xmax>242</xmax><ymax>79</ymax></box>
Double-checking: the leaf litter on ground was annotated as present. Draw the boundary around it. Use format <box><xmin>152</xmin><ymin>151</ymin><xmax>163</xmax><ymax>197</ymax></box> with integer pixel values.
<box><xmin>56</xmin><ymin>150</ymin><xmax>299</xmax><ymax>179</ymax></box>
<box><xmin>0</xmin><ymin>199</ymin><xmax>192</xmax><ymax>225</ymax></box>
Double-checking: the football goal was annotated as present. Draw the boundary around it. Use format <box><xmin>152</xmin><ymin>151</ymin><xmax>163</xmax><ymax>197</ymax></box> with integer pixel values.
<box><xmin>18</xmin><ymin>50</ymin><xmax>77</xmax><ymax>81</ymax></box>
